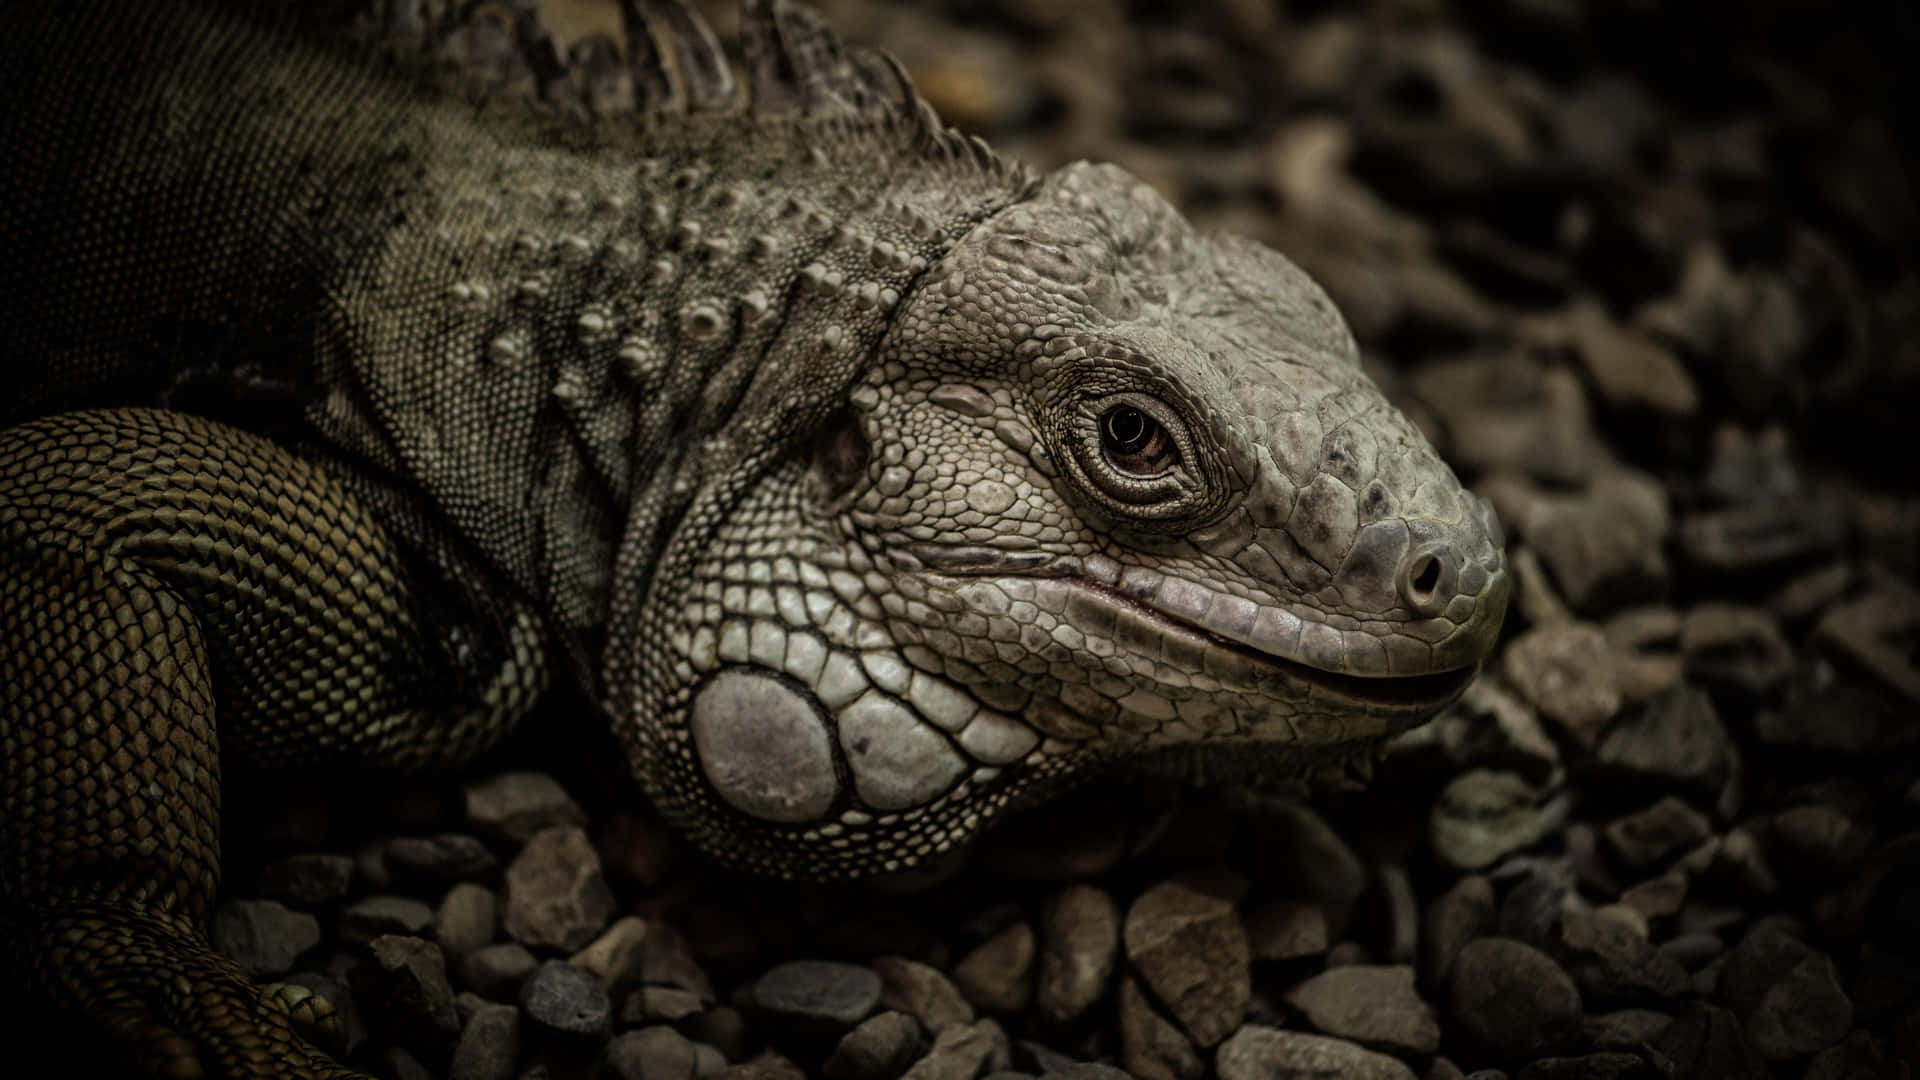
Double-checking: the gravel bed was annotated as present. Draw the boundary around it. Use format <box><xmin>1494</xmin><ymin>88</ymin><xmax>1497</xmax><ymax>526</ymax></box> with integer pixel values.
<box><xmin>207</xmin><ymin>0</ymin><xmax>1920</xmax><ymax>1077</ymax></box>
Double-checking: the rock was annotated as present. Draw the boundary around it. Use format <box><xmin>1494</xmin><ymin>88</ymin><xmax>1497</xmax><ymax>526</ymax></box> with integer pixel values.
<box><xmin>1560</xmin><ymin>298</ymin><xmax>1699</xmax><ymax>417</ymax></box>
<box><xmin>448</xmin><ymin>1001</ymin><xmax>519</xmax><ymax>1080</ymax></box>
<box><xmin>1603</xmin><ymin>607</ymin><xmax>1685</xmax><ymax>704</ymax></box>
<box><xmin>1585</xmin><ymin>1009</ymin><xmax>1674</xmax><ymax>1051</ymax></box>
<box><xmin>210</xmin><ymin>899</ymin><xmax>321</xmax><ymax>978</ymax></box>
<box><xmin>519</xmin><ymin>958</ymin><xmax>611</xmax><ymax>1038</ymax></box>
<box><xmin>1602</xmin><ymin>797</ymin><xmax>1712</xmax><ymax>872</ymax></box>
<box><xmin>1499</xmin><ymin>623</ymin><xmax>1624</xmax><ymax>745</ymax></box>
<box><xmin>375</xmin><ymin>1047</ymin><xmax>435</xmax><ymax>1080</ymax></box>
<box><xmin>621</xmin><ymin>986</ymin><xmax>706</xmax><ymax>1026</ymax></box>
<box><xmin>1036</xmin><ymin>884</ymin><xmax>1120</xmax><ymax>1026</ymax></box>
<box><xmin>975</xmin><ymin>784</ymin><xmax>1131</xmax><ymax>880</ymax></box>
<box><xmin>1618</xmin><ymin>871</ymin><xmax>1687</xmax><ymax>922</ymax></box>
<box><xmin>899</xmin><ymin>1020</ymin><xmax>1009</xmax><ymax>1080</ymax></box>
<box><xmin>1553</xmin><ymin>904</ymin><xmax>1690</xmax><ymax>1005</ymax></box>
<box><xmin>1716</xmin><ymin>933</ymin><xmax>1851</xmax><ymax>1060</ymax></box>
<box><xmin>1483</xmin><ymin>469</ymin><xmax>1668</xmax><ymax>617</ymax></box>
<box><xmin>569</xmin><ymin>915</ymin><xmax>650</xmax><ymax>996</ymax></box>
<box><xmin>1411</xmin><ymin>355</ymin><xmax>1599</xmax><ymax>486</ymax></box>
<box><xmin>823</xmin><ymin>1012</ymin><xmax>927</xmax><ymax>1080</ymax></box>
<box><xmin>1215</xmin><ymin>1025</ymin><xmax>1417</xmax><ymax>1080</ymax></box>
<box><xmin>1242</xmin><ymin>804</ymin><xmax>1366</xmax><ymax>937</ymax></box>
<box><xmin>722</xmin><ymin>1050</ymin><xmax>809</xmax><ymax>1080</ymax></box>
<box><xmin>436</xmin><ymin>883</ymin><xmax>497</xmax><ymax>958</ymax></box>
<box><xmin>1513</xmin><ymin>1054</ymin><xmax>1656</xmax><ymax>1080</ymax></box>
<box><xmin>503</xmin><ymin>825</ymin><xmax>615</xmax><ymax>952</ymax></box>
<box><xmin>1758</xmin><ymin>673</ymin><xmax>1913</xmax><ymax>754</ymax></box>
<box><xmin>1283</xmin><ymin>964</ymin><xmax>1440</xmax><ymax>1055</ymax></box>
<box><xmin>387</xmin><ymin>833</ymin><xmax>499</xmax><ymax>884</ymax></box>
<box><xmin>258</xmin><ymin>853</ymin><xmax>355</xmax><ymax>907</ymax></box>
<box><xmin>1423</xmin><ymin>876</ymin><xmax>1494</xmax><ymax>990</ymax></box>
<box><xmin>638</xmin><ymin>924</ymin><xmax>715</xmax><ymax>1002</ymax></box>
<box><xmin>1802</xmin><ymin>1031</ymin><xmax>1907</xmax><ymax>1080</ymax></box>
<box><xmin>1768</xmin><ymin>804</ymin><xmax>1871</xmax><ymax>878</ymax></box>
<box><xmin>1679</xmin><ymin>605</ymin><xmax>1793</xmax><ymax>698</ymax></box>
<box><xmin>603</xmin><ymin>1026</ymin><xmax>702</xmax><ymax>1080</ymax></box>
<box><xmin>751</xmin><ymin>961</ymin><xmax>882</xmax><ymax>1031</ymax></box>
<box><xmin>1246</xmin><ymin>900</ymin><xmax>1329</xmax><ymax>963</ymax></box>
<box><xmin>1813</xmin><ymin>580</ymin><xmax>1920</xmax><ymax>701</ymax></box>
<box><xmin>1448</xmin><ymin>939</ymin><xmax>1583</xmax><ymax>1060</ymax></box>
<box><xmin>953</xmin><ymin>922</ymin><xmax>1034</xmax><ymax>1014</ymax></box>
<box><xmin>464</xmin><ymin>771</ymin><xmax>587</xmax><ymax>845</ymax></box>
<box><xmin>352</xmin><ymin>935</ymin><xmax>460</xmax><ymax>1048</ymax></box>
<box><xmin>1121</xmin><ymin>872</ymin><xmax>1251</xmax><ymax>1047</ymax></box>
<box><xmin>1118</xmin><ymin>977</ymin><xmax>1203</xmax><ymax>1080</ymax></box>
<box><xmin>459</xmin><ymin>942</ymin><xmax>537</xmax><ymax>1001</ymax></box>
<box><xmin>1430</xmin><ymin>770</ymin><xmax>1569</xmax><ymax>871</ymax></box>
<box><xmin>1595</xmin><ymin>682</ymin><xmax>1732</xmax><ymax>800</ymax></box>
<box><xmin>1440</xmin><ymin>219</ymin><xmax>1574</xmax><ymax>305</ymax></box>
<box><xmin>1650</xmin><ymin>1002</ymin><xmax>1769</xmax><ymax>1080</ymax></box>
<box><xmin>1388</xmin><ymin>679</ymin><xmax>1559</xmax><ymax>785</ymax></box>
<box><xmin>338</xmin><ymin>895</ymin><xmax>437</xmax><ymax>946</ymax></box>
<box><xmin>872</xmin><ymin>956</ymin><xmax>974</xmax><ymax>1034</ymax></box>
<box><xmin>1678</xmin><ymin>496</ymin><xmax>1847</xmax><ymax>578</ymax></box>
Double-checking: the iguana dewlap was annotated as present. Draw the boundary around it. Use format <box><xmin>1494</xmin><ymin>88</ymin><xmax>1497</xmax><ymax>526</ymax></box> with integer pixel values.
<box><xmin>0</xmin><ymin>1</ymin><xmax>1508</xmax><ymax>1075</ymax></box>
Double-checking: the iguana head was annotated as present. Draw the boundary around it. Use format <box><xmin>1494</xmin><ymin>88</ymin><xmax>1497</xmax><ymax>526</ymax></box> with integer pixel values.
<box><xmin>612</xmin><ymin>3</ymin><xmax>1507</xmax><ymax>879</ymax></box>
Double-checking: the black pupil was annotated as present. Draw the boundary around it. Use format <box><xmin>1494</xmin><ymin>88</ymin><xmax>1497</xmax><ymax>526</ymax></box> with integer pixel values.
<box><xmin>1105</xmin><ymin>407</ymin><xmax>1150</xmax><ymax>450</ymax></box>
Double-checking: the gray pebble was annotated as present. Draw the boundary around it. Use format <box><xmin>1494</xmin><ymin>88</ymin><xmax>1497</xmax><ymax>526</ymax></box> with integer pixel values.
<box><xmin>519</xmin><ymin>958</ymin><xmax>612</xmax><ymax>1038</ymax></box>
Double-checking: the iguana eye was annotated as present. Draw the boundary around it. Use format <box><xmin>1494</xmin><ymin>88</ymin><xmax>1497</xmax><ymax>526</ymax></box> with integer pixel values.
<box><xmin>1101</xmin><ymin>405</ymin><xmax>1175</xmax><ymax>476</ymax></box>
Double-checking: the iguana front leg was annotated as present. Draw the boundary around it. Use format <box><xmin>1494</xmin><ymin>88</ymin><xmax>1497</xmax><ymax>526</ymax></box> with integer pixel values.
<box><xmin>1</xmin><ymin>408</ymin><xmax>547</xmax><ymax>1077</ymax></box>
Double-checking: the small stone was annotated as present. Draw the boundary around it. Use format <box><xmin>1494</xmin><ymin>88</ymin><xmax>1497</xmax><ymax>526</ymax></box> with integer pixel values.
<box><xmin>975</xmin><ymin>784</ymin><xmax>1130</xmax><ymax>880</ymax></box>
<box><xmin>1411</xmin><ymin>357</ymin><xmax>1598</xmax><ymax>486</ymax></box>
<box><xmin>375</xmin><ymin>1047</ymin><xmax>435</xmax><ymax>1080</ymax></box>
<box><xmin>1513</xmin><ymin>1053</ymin><xmax>1656</xmax><ymax>1080</ymax></box>
<box><xmin>387</xmin><ymin>833</ymin><xmax>500</xmax><ymax>883</ymax></box>
<box><xmin>1678</xmin><ymin>497</ymin><xmax>1846</xmax><ymax>578</ymax></box>
<box><xmin>1036</xmin><ymin>885</ymin><xmax>1119</xmax><ymax>1026</ymax></box>
<box><xmin>1430</xmin><ymin>770</ymin><xmax>1570</xmax><ymax>871</ymax></box>
<box><xmin>1768</xmin><ymin>804</ymin><xmax>1871</xmax><ymax>879</ymax></box>
<box><xmin>751</xmin><ymin>961</ymin><xmax>882</xmax><ymax>1030</ymax></box>
<box><xmin>459</xmin><ymin>942</ymin><xmax>537</xmax><ymax>1001</ymax></box>
<box><xmin>1423</xmin><ymin>876</ymin><xmax>1494</xmax><ymax>990</ymax></box>
<box><xmin>1500</xmin><ymin>623</ymin><xmax>1624</xmax><ymax>745</ymax></box>
<box><xmin>823</xmin><ymin>1012</ymin><xmax>928</xmax><ymax>1080</ymax></box>
<box><xmin>899</xmin><ymin>1020</ymin><xmax>1008</xmax><ymax>1080</ymax></box>
<box><xmin>464</xmin><ymin>771</ymin><xmax>588</xmax><ymax>844</ymax></box>
<box><xmin>621</xmin><ymin>986</ymin><xmax>706</xmax><ymax>1026</ymax></box>
<box><xmin>1387</xmin><ymin>679</ymin><xmax>1559</xmax><ymax>785</ymax></box>
<box><xmin>1553</xmin><ymin>904</ymin><xmax>1690</xmax><ymax>1005</ymax></box>
<box><xmin>1242</xmin><ymin>804</ymin><xmax>1366</xmax><ymax>937</ymax></box>
<box><xmin>1484</xmin><ymin>469</ymin><xmax>1668</xmax><ymax>617</ymax></box>
<box><xmin>258</xmin><ymin>853</ymin><xmax>355</xmax><ymax>907</ymax></box>
<box><xmin>1716</xmin><ymin>932</ymin><xmax>1851</xmax><ymax>1060</ymax></box>
<box><xmin>436</xmin><ymin>883</ymin><xmax>497</xmax><ymax>958</ymax></box>
<box><xmin>1562</xmin><ymin>298</ymin><xmax>1699</xmax><ymax>417</ymax></box>
<box><xmin>1122</xmin><ymin>872</ymin><xmax>1251</xmax><ymax>1047</ymax></box>
<box><xmin>569</xmin><ymin>915</ymin><xmax>650</xmax><ymax>995</ymax></box>
<box><xmin>723</xmin><ymin>1050</ymin><xmax>809</xmax><ymax>1080</ymax></box>
<box><xmin>1680</xmin><ymin>605</ymin><xmax>1793</xmax><ymax>697</ymax></box>
<box><xmin>352</xmin><ymin>935</ymin><xmax>460</xmax><ymax>1048</ymax></box>
<box><xmin>953</xmin><ymin>922</ymin><xmax>1034</xmax><ymax>1014</ymax></box>
<box><xmin>503</xmin><ymin>825</ymin><xmax>615</xmax><ymax>951</ymax></box>
<box><xmin>1448</xmin><ymin>939</ymin><xmax>1583</xmax><ymax>1060</ymax></box>
<box><xmin>1215</xmin><ymin>1025</ymin><xmax>1416</xmax><ymax>1080</ymax></box>
<box><xmin>210</xmin><ymin>899</ymin><xmax>321</xmax><ymax>978</ymax></box>
<box><xmin>519</xmin><ymin>958</ymin><xmax>611</xmax><ymax>1038</ymax></box>
<box><xmin>1618</xmin><ymin>871</ymin><xmax>1687</xmax><ymax>922</ymax></box>
<box><xmin>339</xmin><ymin>895</ymin><xmax>437</xmax><ymax>946</ymax></box>
<box><xmin>1603</xmin><ymin>606</ymin><xmax>1685</xmax><ymax>705</ymax></box>
<box><xmin>448</xmin><ymin>1001</ymin><xmax>519</xmax><ymax>1080</ymax></box>
<box><xmin>639</xmin><ymin>924</ymin><xmax>715</xmax><ymax>1002</ymax></box>
<box><xmin>1651</xmin><ymin>1002</ymin><xmax>1769</xmax><ymax>1080</ymax></box>
<box><xmin>1603</xmin><ymin>797</ymin><xmax>1712</xmax><ymax>872</ymax></box>
<box><xmin>873</xmin><ymin>956</ymin><xmax>974</xmax><ymax>1034</ymax></box>
<box><xmin>603</xmin><ymin>1026</ymin><xmax>701</xmax><ymax>1080</ymax></box>
<box><xmin>1813</xmin><ymin>580</ymin><xmax>1920</xmax><ymax>701</ymax></box>
<box><xmin>1284</xmin><ymin>964</ymin><xmax>1440</xmax><ymax>1055</ymax></box>
<box><xmin>1118</xmin><ymin>977</ymin><xmax>1203</xmax><ymax>1080</ymax></box>
<box><xmin>1584</xmin><ymin>1009</ymin><xmax>1674</xmax><ymax>1051</ymax></box>
<box><xmin>1246</xmin><ymin>900</ymin><xmax>1329</xmax><ymax>962</ymax></box>
<box><xmin>1802</xmin><ymin>1031</ymin><xmax>1907</xmax><ymax>1080</ymax></box>
<box><xmin>1595</xmin><ymin>682</ymin><xmax>1733</xmax><ymax>799</ymax></box>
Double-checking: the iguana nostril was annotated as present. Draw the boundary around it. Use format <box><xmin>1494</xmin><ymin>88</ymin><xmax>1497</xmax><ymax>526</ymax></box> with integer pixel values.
<box><xmin>1399</xmin><ymin>544</ymin><xmax>1452</xmax><ymax>616</ymax></box>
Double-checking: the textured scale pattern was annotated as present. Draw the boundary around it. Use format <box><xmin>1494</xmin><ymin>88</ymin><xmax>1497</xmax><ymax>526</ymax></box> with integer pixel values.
<box><xmin>0</xmin><ymin>0</ymin><xmax>1506</xmax><ymax>1074</ymax></box>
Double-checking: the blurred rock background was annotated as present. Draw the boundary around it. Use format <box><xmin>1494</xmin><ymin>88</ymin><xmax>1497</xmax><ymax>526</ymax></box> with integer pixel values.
<box><xmin>208</xmin><ymin>1</ymin><xmax>1920</xmax><ymax>1077</ymax></box>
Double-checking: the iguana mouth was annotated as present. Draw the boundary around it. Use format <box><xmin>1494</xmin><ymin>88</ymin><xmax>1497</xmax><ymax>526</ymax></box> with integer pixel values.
<box><xmin>1079</xmin><ymin>578</ymin><xmax>1479</xmax><ymax>712</ymax></box>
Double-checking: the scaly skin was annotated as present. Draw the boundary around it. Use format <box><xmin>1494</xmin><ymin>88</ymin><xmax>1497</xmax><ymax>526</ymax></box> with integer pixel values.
<box><xmin>0</xmin><ymin>0</ymin><xmax>1508</xmax><ymax>1074</ymax></box>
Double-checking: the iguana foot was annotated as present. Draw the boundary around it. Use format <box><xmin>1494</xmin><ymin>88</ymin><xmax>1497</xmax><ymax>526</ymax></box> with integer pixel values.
<box><xmin>29</xmin><ymin>907</ymin><xmax>369</xmax><ymax>1080</ymax></box>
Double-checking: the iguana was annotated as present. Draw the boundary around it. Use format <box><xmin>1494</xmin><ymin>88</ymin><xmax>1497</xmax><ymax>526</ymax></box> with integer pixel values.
<box><xmin>0</xmin><ymin>0</ymin><xmax>1509</xmax><ymax>1075</ymax></box>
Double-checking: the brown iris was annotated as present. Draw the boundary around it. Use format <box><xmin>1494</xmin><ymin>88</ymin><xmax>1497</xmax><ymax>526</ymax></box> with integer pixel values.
<box><xmin>1101</xmin><ymin>404</ymin><xmax>1175</xmax><ymax>475</ymax></box>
